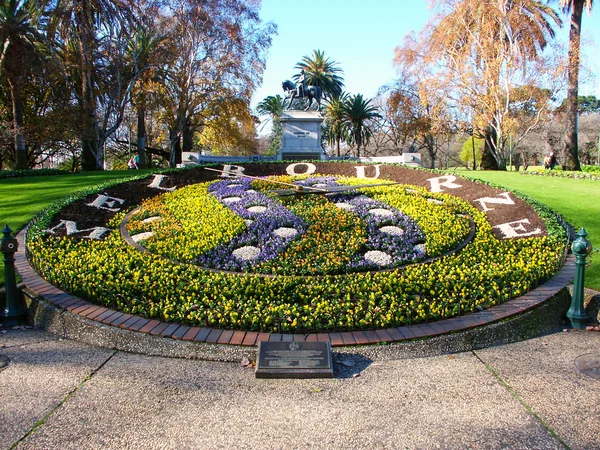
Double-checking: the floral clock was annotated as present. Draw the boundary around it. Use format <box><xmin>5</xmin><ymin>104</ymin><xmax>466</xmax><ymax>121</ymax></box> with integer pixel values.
<box><xmin>26</xmin><ymin>162</ymin><xmax>567</xmax><ymax>333</ymax></box>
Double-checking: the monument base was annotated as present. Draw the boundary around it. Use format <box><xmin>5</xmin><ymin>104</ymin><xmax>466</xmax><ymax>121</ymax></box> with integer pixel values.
<box><xmin>278</xmin><ymin>110</ymin><xmax>325</xmax><ymax>161</ymax></box>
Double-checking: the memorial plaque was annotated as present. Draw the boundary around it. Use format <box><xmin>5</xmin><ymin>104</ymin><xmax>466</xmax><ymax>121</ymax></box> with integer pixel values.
<box><xmin>255</xmin><ymin>341</ymin><xmax>333</xmax><ymax>378</ymax></box>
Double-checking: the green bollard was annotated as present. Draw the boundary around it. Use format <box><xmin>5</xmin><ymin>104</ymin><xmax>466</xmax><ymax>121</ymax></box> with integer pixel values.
<box><xmin>567</xmin><ymin>228</ymin><xmax>592</xmax><ymax>329</ymax></box>
<box><xmin>1</xmin><ymin>225</ymin><xmax>25</xmax><ymax>327</ymax></box>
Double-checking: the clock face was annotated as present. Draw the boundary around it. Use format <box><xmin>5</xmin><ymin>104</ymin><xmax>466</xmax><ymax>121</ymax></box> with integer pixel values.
<box><xmin>27</xmin><ymin>162</ymin><xmax>565</xmax><ymax>333</ymax></box>
<box><xmin>122</xmin><ymin>174</ymin><xmax>474</xmax><ymax>276</ymax></box>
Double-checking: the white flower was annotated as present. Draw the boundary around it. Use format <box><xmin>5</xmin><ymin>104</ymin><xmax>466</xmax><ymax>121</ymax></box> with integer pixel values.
<box><xmin>427</xmin><ymin>198</ymin><xmax>444</xmax><ymax>205</ymax></box>
<box><xmin>369</xmin><ymin>208</ymin><xmax>394</xmax><ymax>217</ymax></box>
<box><xmin>335</xmin><ymin>202</ymin><xmax>355</xmax><ymax>210</ymax></box>
<box><xmin>222</xmin><ymin>196</ymin><xmax>242</xmax><ymax>203</ymax></box>
<box><xmin>247</xmin><ymin>205</ymin><xmax>267</xmax><ymax>213</ymax></box>
<box><xmin>141</xmin><ymin>216</ymin><xmax>161</xmax><ymax>224</ymax></box>
<box><xmin>272</xmin><ymin>227</ymin><xmax>298</xmax><ymax>238</ymax></box>
<box><xmin>226</xmin><ymin>183</ymin><xmax>243</xmax><ymax>188</ymax></box>
<box><xmin>364</xmin><ymin>250</ymin><xmax>392</xmax><ymax>266</ymax></box>
<box><xmin>132</xmin><ymin>232</ymin><xmax>153</xmax><ymax>242</ymax></box>
<box><xmin>244</xmin><ymin>219</ymin><xmax>254</xmax><ymax>226</ymax></box>
<box><xmin>379</xmin><ymin>226</ymin><xmax>404</xmax><ymax>236</ymax></box>
<box><xmin>232</xmin><ymin>246</ymin><xmax>260</xmax><ymax>261</ymax></box>
<box><xmin>313</xmin><ymin>183</ymin><xmax>329</xmax><ymax>188</ymax></box>
<box><xmin>245</xmin><ymin>189</ymin><xmax>257</xmax><ymax>193</ymax></box>
<box><xmin>414</xmin><ymin>243</ymin><xmax>427</xmax><ymax>256</ymax></box>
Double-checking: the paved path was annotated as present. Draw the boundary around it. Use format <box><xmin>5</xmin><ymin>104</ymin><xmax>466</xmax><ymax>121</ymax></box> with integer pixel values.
<box><xmin>1</xmin><ymin>328</ymin><xmax>599</xmax><ymax>449</ymax></box>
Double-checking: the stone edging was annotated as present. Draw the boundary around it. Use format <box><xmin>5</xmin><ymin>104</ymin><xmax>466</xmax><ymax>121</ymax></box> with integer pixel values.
<box><xmin>15</xmin><ymin>228</ymin><xmax>577</xmax><ymax>360</ymax></box>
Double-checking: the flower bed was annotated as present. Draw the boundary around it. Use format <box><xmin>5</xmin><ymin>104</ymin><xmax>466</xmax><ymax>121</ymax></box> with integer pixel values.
<box><xmin>25</xmin><ymin>164</ymin><xmax>568</xmax><ymax>333</ymax></box>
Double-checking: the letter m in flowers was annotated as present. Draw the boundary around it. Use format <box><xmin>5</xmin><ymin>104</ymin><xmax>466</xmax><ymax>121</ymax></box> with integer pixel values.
<box><xmin>46</xmin><ymin>220</ymin><xmax>110</xmax><ymax>240</ymax></box>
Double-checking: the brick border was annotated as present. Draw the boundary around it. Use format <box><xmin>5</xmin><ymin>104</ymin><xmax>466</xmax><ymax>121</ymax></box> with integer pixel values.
<box><xmin>15</xmin><ymin>229</ymin><xmax>576</xmax><ymax>347</ymax></box>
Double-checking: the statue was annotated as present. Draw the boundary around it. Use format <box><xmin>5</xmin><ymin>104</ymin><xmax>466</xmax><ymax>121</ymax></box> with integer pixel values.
<box><xmin>281</xmin><ymin>71</ymin><xmax>322</xmax><ymax>111</ymax></box>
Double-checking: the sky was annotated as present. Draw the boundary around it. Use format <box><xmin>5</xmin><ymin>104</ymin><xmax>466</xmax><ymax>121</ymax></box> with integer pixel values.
<box><xmin>251</xmin><ymin>0</ymin><xmax>600</xmax><ymax>111</ymax></box>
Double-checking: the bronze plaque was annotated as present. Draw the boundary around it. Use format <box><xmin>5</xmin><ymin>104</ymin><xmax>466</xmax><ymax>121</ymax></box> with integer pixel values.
<box><xmin>255</xmin><ymin>341</ymin><xmax>333</xmax><ymax>378</ymax></box>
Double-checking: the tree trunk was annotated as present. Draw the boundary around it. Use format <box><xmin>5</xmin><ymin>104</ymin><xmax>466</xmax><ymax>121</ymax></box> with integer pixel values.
<box><xmin>425</xmin><ymin>134</ymin><xmax>436</xmax><ymax>169</ymax></box>
<box><xmin>8</xmin><ymin>75</ymin><xmax>27</xmax><ymax>170</ymax></box>
<box><xmin>169</xmin><ymin>128</ymin><xmax>181</xmax><ymax>168</ymax></box>
<box><xmin>471</xmin><ymin>135</ymin><xmax>477</xmax><ymax>171</ymax></box>
<box><xmin>481</xmin><ymin>127</ymin><xmax>501</xmax><ymax>170</ymax></box>
<box><xmin>137</xmin><ymin>106</ymin><xmax>147</xmax><ymax>169</ymax></box>
<box><xmin>77</xmin><ymin>2</ymin><xmax>101</xmax><ymax>171</ymax></box>
<box><xmin>563</xmin><ymin>0</ymin><xmax>584</xmax><ymax>171</ymax></box>
<box><xmin>182</xmin><ymin>118</ymin><xmax>194</xmax><ymax>152</ymax></box>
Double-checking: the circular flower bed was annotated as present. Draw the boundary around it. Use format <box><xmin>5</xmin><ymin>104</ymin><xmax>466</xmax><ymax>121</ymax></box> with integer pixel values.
<box><xmin>26</xmin><ymin>163</ymin><xmax>568</xmax><ymax>333</ymax></box>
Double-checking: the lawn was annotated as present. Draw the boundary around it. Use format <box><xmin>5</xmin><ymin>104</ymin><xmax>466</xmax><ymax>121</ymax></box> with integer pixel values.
<box><xmin>0</xmin><ymin>167</ymin><xmax>598</xmax><ymax>290</ymax></box>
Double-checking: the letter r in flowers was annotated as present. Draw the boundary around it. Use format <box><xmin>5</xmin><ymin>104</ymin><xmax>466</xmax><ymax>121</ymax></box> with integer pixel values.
<box><xmin>426</xmin><ymin>175</ymin><xmax>462</xmax><ymax>193</ymax></box>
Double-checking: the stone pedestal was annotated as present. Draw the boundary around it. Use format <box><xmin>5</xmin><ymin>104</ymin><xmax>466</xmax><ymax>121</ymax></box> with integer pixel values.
<box><xmin>278</xmin><ymin>111</ymin><xmax>324</xmax><ymax>161</ymax></box>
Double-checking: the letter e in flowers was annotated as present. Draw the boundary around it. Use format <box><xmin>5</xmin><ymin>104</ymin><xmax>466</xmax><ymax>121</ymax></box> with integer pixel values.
<box><xmin>86</xmin><ymin>194</ymin><xmax>126</xmax><ymax>212</ymax></box>
<box><xmin>493</xmin><ymin>219</ymin><xmax>541</xmax><ymax>239</ymax></box>
<box><xmin>426</xmin><ymin>175</ymin><xmax>462</xmax><ymax>193</ymax></box>
<box><xmin>474</xmin><ymin>192</ymin><xmax>515</xmax><ymax>212</ymax></box>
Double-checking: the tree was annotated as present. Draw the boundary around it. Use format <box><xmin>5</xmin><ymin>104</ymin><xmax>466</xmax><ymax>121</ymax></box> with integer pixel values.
<box><xmin>47</xmin><ymin>0</ymin><xmax>151</xmax><ymax>170</ymax></box>
<box><xmin>322</xmin><ymin>93</ymin><xmax>349</xmax><ymax>157</ymax></box>
<box><xmin>294</xmin><ymin>49</ymin><xmax>344</xmax><ymax>101</ymax></box>
<box><xmin>156</xmin><ymin>0</ymin><xmax>275</xmax><ymax>166</ymax></box>
<box><xmin>0</xmin><ymin>0</ymin><xmax>47</xmax><ymax>169</ymax></box>
<box><xmin>396</xmin><ymin>0</ymin><xmax>563</xmax><ymax>170</ymax></box>
<box><xmin>256</xmin><ymin>95</ymin><xmax>284</xmax><ymax>155</ymax></box>
<box><xmin>382</xmin><ymin>77</ymin><xmax>456</xmax><ymax>169</ymax></box>
<box><xmin>200</xmin><ymin>97</ymin><xmax>258</xmax><ymax>155</ymax></box>
<box><xmin>129</xmin><ymin>22</ymin><xmax>166</xmax><ymax>169</ymax></box>
<box><xmin>557</xmin><ymin>0</ymin><xmax>594</xmax><ymax>170</ymax></box>
<box><xmin>343</xmin><ymin>94</ymin><xmax>381</xmax><ymax>159</ymax></box>
<box><xmin>460</xmin><ymin>136</ymin><xmax>484</xmax><ymax>169</ymax></box>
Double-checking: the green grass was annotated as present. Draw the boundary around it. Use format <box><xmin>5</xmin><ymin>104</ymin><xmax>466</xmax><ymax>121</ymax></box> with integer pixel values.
<box><xmin>1</xmin><ymin>168</ymin><xmax>598</xmax><ymax>290</ymax></box>
<box><xmin>452</xmin><ymin>168</ymin><xmax>600</xmax><ymax>290</ymax></box>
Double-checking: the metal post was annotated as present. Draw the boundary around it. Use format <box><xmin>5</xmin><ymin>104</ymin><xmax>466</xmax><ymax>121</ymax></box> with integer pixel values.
<box><xmin>1</xmin><ymin>225</ymin><xmax>25</xmax><ymax>327</ymax></box>
<box><xmin>567</xmin><ymin>228</ymin><xmax>592</xmax><ymax>329</ymax></box>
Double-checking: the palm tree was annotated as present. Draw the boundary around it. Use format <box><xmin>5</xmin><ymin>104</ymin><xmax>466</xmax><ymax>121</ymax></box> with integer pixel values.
<box><xmin>558</xmin><ymin>0</ymin><xmax>594</xmax><ymax>171</ymax></box>
<box><xmin>130</xmin><ymin>25</ymin><xmax>165</xmax><ymax>169</ymax></box>
<box><xmin>256</xmin><ymin>95</ymin><xmax>284</xmax><ymax>155</ymax></box>
<box><xmin>256</xmin><ymin>95</ymin><xmax>284</xmax><ymax>126</ymax></box>
<box><xmin>323</xmin><ymin>93</ymin><xmax>349</xmax><ymax>157</ymax></box>
<box><xmin>47</xmin><ymin>0</ymin><xmax>137</xmax><ymax>170</ymax></box>
<box><xmin>294</xmin><ymin>49</ymin><xmax>344</xmax><ymax>101</ymax></box>
<box><xmin>342</xmin><ymin>94</ymin><xmax>381</xmax><ymax>159</ymax></box>
<box><xmin>0</xmin><ymin>0</ymin><xmax>47</xmax><ymax>169</ymax></box>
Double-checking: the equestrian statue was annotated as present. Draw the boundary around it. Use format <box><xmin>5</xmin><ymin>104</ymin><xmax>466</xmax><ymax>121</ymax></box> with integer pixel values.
<box><xmin>281</xmin><ymin>69</ymin><xmax>322</xmax><ymax>110</ymax></box>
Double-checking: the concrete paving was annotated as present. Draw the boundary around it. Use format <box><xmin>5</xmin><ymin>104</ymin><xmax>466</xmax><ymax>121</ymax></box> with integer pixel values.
<box><xmin>1</xmin><ymin>328</ymin><xmax>599</xmax><ymax>450</ymax></box>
